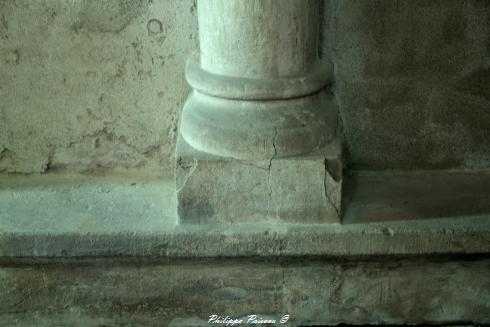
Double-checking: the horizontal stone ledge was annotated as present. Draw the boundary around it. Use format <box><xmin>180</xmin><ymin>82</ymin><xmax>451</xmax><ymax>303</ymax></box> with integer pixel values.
<box><xmin>1</xmin><ymin>216</ymin><xmax>489</xmax><ymax>258</ymax></box>
<box><xmin>0</xmin><ymin>170</ymin><xmax>490</xmax><ymax>258</ymax></box>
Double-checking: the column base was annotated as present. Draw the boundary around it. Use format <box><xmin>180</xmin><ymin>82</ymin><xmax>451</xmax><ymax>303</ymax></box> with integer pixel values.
<box><xmin>175</xmin><ymin>135</ymin><xmax>342</xmax><ymax>225</ymax></box>
<box><xmin>179</xmin><ymin>90</ymin><xmax>338</xmax><ymax>161</ymax></box>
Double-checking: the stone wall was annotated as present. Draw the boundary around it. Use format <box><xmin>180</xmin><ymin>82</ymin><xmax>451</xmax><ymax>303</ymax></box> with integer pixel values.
<box><xmin>323</xmin><ymin>0</ymin><xmax>490</xmax><ymax>169</ymax></box>
<box><xmin>1</xmin><ymin>0</ymin><xmax>489</xmax><ymax>174</ymax></box>
<box><xmin>0</xmin><ymin>0</ymin><xmax>198</xmax><ymax>174</ymax></box>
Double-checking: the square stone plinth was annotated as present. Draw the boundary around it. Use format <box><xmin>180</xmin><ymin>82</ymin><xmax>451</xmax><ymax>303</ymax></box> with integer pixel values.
<box><xmin>175</xmin><ymin>136</ymin><xmax>342</xmax><ymax>224</ymax></box>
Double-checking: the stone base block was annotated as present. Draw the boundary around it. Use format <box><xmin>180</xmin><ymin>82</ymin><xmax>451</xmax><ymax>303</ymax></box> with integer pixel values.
<box><xmin>176</xmin><ymin>135</ymin><xmax>342</xmax><ymax>224</ymax></box>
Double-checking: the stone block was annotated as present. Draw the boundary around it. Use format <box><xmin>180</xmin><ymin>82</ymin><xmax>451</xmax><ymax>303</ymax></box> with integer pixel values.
<box><xmin>176</xmin><ymin>135</ymin><xmax>342</xmax><ymax>224</ymax></box>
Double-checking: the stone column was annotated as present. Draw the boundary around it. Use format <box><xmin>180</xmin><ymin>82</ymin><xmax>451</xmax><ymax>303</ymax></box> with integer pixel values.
<box><xmin>176</xmin><ymin>0</ymin><xmax>342</xmax><ymax>224</ymax></box>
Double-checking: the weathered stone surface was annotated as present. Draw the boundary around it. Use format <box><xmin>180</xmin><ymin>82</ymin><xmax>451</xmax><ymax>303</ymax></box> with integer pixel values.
<box><xmin>0</xmin><ymin>2</ymin><xmax>489</xmax><ymax>326</ymax></box>
<box><xmin>176</xmin><ymin>135</ymin><xmax>342</xmax><ymax>224</ymax></box>
<box><xmin>0</xmin><ymin>0</ymin><xmax>198</xmax><ymax>174</ymax></box>
<box><xmin>179</xmin><ymin>90</ymin><xmax>339</xmax><ymax>161</ymax></box>
<box><xmin>0</xmin><ymin>171</ymin><xmax>176</xmax><ymax>235</ymax></box>
<box><xmin>283</xmin><ymin>259</ymin><xmax>490</xmax><ymax>325</ymax></box>
<box><xmin>2</xmin><ymin>0</ymin><xmax>488</xmax><ymax>174</ymax></box>
<box><xmin>322</xmin><ymin>0</ymin><xmax>490</xmax><ymax>169</ymax></box>
<box><xmin>1</xmin><ymin>170</ymin><xmax>489</xmax><ymax>258</ymax></box>
<box><xmin>343</xmin><ymin>170</ymin><xmax>490</xmax><ymax>223</ymax></box>
<box><xmin>0</xmin><ymin>257</ymin><xmax>489</xmax><ymax>326</ymax></box>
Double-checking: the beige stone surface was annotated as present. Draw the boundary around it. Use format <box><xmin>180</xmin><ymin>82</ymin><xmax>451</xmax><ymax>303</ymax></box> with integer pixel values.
<box><xmin>0</xmin><ymin>0</ymin><xmax>198</xmax><ymax>174</ymax></box>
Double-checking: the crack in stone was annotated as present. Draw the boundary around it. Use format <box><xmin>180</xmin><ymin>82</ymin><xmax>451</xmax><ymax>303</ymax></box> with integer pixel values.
<box><xmin>42</xmin><ymin>145</ymin><xmax>56</xmax><ymax>173</ymax></box>
<box><xmin>52</xmin><ymin>126</ymin><xmax>162</xmax><ymax>173</ymax></box>
<box><xmin>324</xmin><ymin>158</ymin><xmax>340</xmax><ymax>217</ymax></box>
<box><xmin>176</xmin><ymin>157</ymin><xmax>197</xmax><ymax>193</ymax></box>
<box><xmin>0</xmin><ymin>146</ymin><xmax>7</xmax><ymax>158</ymax></box>
<box><xmin>267</xmin><ymin>128</ymin><xmax>278</xmax><ymax>217</ymax></box>
<box><xmin>329</xmin><ymin>265</ymin><xmax>345</xmax><ymax>304</ymax></box>
<box><xmin>237</xmin><ymin>160</ymin><xmax>268</xmax><ymax>171</ymax></box>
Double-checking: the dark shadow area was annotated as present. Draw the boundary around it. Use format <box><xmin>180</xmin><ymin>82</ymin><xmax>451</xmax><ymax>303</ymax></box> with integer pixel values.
<box><xmin>342</xmin><ymin>170</ymin><xmax>490</xmax><ymax>224</ymax></box>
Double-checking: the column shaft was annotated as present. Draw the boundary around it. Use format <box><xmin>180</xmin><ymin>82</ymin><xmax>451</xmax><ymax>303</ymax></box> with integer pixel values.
<box><xmin>198</xmin><ymin>0</ymin><xmax>319</xmax><ymax>79</ymax></box>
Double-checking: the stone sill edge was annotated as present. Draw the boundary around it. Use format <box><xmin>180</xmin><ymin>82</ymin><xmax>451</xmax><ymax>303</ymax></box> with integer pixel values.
<box><xmin>1</xmin><ymin>217</ymin><xmax>489</xmax><ymax>258</ymax></box>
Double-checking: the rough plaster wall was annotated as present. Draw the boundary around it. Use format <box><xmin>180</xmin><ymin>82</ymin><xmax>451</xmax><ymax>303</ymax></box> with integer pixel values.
<box><xmin>0</xmin><ymin>0</ymin><xmax>198</xmax><ymax>174</ymax></box>
<box><xmin>323</xmin><ymin>0</ymin><xmax>490</xmax><ymax>169</ymax></box>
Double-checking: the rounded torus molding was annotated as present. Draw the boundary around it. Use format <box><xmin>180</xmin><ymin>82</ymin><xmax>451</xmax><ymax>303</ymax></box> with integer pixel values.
<box><xmin>186</xmin><ymin>54</ymin><xmax>333</xmax><ymax>100</ymax></box>
<box><xmin>180</xmin><ymin>90</ymin><xmax>338</xmax><ymax>160</ymax></box>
